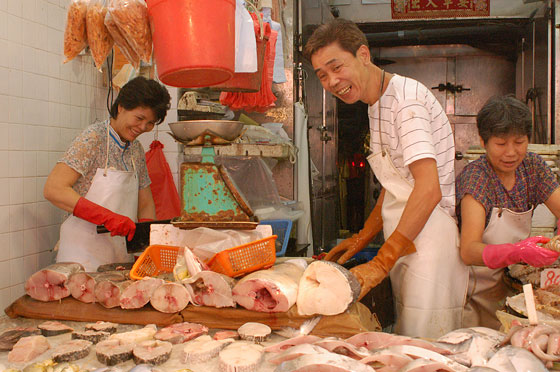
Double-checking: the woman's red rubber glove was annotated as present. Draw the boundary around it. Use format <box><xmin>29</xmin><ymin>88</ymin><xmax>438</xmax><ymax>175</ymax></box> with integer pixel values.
<box><xmin>482</xmin><ymin>236</ymin><xmax>559</xmax><ymax>269</ymax></box>
<box><xmin>73</xmin><ymin>197</ymin><xmax>136</xmax><ymax>241</ymax></box>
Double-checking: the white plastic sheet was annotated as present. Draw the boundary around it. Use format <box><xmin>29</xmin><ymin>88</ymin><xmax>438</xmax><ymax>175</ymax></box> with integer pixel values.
<box><xmin>234</xmin><ymin>0</ymin><xmax>257</xmax><ymax>72</ymax></box>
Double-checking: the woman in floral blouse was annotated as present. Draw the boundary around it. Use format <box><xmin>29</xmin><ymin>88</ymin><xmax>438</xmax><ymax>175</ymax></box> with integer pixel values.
<box><xmin>44</xmin><ymin>76</ymin><xmax>170</xmax><ymax>271</ymax></box>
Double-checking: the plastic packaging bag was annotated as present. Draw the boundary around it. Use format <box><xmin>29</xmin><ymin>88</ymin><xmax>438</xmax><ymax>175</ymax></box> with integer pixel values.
<box><xmin>145</xmin><ymin>140</ymin><xmax>181</xmax><ymax>220</ymax></box>
<box><xmin>234</xmin><ymin>0</ymin><xmax>257</xmax><ymax>73</ymax></box>
<box><xmin>108</xmin><ymin>0</ymin><xmax>152</xmax><ymax>63</ymax></box>
<box><xmin>86</xmin><ymin>0</ymin><xmax>114</xmax><ymax>71</ymax></box>
<box><xmin>63</xmin><ymin>0</ymin><xmax>88</xmax><ymax>63</ymax></box>
<box><xmin>220</xmin><ymin>13</ymin><xmax>277</xmax><ymax>112</ymax></box>
<box><xmin>104</xmin><ymin>10</ymin><xmax>140</xmax><ymax>69</ymax></box>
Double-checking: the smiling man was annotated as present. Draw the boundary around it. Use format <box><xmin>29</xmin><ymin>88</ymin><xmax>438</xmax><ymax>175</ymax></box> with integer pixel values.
<box><xmin>456</xmin><ymin>95</ymin><xmax>560</xmax><ymax>329</ymax></box>
<box><xmin>44</xmin><ymin>76</ymin><xmax>170</xmax><ymax>271</ymax></box>
<box><xmin>305</xmin><ymin>18</ymin><xmax>468</xmax><ymax>338</ymax></box>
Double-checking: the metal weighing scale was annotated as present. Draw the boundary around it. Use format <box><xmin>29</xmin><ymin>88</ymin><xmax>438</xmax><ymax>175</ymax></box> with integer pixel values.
<box><xmin>168</xmin><ymin>120</ymin><xmax>259</xmax><ymax>230</ymax></box>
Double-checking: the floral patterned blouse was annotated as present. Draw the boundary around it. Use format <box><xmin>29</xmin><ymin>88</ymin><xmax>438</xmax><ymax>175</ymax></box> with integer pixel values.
<box><xmin>59</xmin><ymin>120</ymin><xmax>151</xmax><ymax>197</ymax></box>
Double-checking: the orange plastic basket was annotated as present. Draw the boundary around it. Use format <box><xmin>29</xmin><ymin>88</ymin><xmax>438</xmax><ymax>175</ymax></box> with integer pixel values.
<box><xmin>207</xmin><ymin>235</ymin><xmax>277</xmax><ymax>278</ymax></box>
<box><xmin>130</xmin><ymin>245</ymin><xmax>180</xmax><ymax>280</ymax></box>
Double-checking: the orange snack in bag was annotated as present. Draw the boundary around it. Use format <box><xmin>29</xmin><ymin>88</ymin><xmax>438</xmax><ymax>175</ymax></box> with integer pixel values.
<box><xmin>86</xmin><ymin>0</ymin><xmax>114</xmax><ymax>70</ymax></box>
<box><xmin>109</xmin><ymin>0</ymin><xmax>152</xmax><ymax>63</ymax></box>
<box><xmin>63</xmin><ymin>0</ymin><xmax>88</xmax><ymax>63</ymax></box>
<box><xmin>104</xmin><ymin>10</ymin><xmax>140</xmax><ymax>69</ymax></box>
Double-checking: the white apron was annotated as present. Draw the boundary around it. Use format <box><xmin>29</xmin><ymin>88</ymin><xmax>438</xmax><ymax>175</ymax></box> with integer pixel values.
<box><xmin>462</xmin><ymin>207</ymin><xmax>532</xmax><ymax>329</ymax></box>
<box><xmin>367</xmin><ymin>151</ymin><xmax>468</xmax><ymax>339</ymax></box>
<box><xmin>57</xmin><ymin>122</ymin><xmax>138</xmax><ymax>272</ymax></box>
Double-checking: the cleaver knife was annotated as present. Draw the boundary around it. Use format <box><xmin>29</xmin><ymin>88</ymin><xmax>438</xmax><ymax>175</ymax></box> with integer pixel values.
<box><xmin>96</xmin><ymin>219</ymin><xmax>172</xmax><ymax>253</ymax></box>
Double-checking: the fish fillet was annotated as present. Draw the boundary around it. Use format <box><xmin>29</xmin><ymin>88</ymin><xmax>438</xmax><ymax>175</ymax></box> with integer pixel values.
<box><xmin>233</xmin><ymin>262</ymin><xmax>305</xmax><ymax>312</ymax></box>
<box><xmin>296</xmin><ymin>261</ymin><xmax>360</xmax><ymax>316</ymax></box>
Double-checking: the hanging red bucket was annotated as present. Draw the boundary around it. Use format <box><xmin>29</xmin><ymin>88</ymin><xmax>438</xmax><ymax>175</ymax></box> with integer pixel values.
<box><xmin>146</xmin><ymin>0</ymin><xmax>235</xmax><ymax>88</ymax></box>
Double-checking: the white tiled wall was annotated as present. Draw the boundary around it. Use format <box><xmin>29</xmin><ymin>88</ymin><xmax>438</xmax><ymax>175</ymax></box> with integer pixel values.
<box><xmin>0</xmin><ymin>0</ymin><xmax>182</xmax><ymax>309</ymax></box>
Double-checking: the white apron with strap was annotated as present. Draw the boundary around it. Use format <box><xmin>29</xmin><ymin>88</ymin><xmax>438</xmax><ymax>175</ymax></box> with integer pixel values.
<box><xmin>367</xmin><ymin>150</ymin><xmax>468</xmax><ymax>338</ymax></box>
<box><xmin>462</xmin><ymin>207</ymin><xmax>532</xmax><ymax>329</ymax></box>
<box><xmin>57</xmin><ymin>122</ymin><xmax>138</xmax><ymax>272</ymax></box>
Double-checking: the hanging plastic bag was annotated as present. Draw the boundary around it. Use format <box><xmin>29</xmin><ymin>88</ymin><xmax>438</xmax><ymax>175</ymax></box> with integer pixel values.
<box><xmin>262</xmin><ymin>6</ymin><xmax>286</xmax><ymax>83</ymax></box>
<box><xmin>86</xmin><ymin>0</ymin><xmax>114</xmax><ymax>71</ymax></box>
<box><xmin>108</xmin><ymin>0</ymin><xmax>152</xmax><ymax>63</ymax></box>
<box><xmin>63</xmin><ymin>0</ymin><xmax>88</xmax><ymax>63</ymax></box>
<box><xmin>104</xmin><ymin>10</ymin><xmax>140</xmax><ymax>69</ymax></box>
<box><xmin>234</xmin><ymin>0</ymin><xmax>257</xmax><ymax>73</ymax></box>
<box><xmin>220</xmin><ymin>13</ymin><xmax>277</xmax><ymax>112</ymax></box>
<box><xmin>145</xmin><ymin>140</ymin><xmax>181</xmax><ymax>220</ymax></box>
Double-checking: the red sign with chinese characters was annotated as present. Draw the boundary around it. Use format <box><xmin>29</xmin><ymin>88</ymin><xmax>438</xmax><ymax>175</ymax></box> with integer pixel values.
<box><xmin>391</xmin><ymin>0</ymin><xmax>490</xmax><ymax>19</ymax></box>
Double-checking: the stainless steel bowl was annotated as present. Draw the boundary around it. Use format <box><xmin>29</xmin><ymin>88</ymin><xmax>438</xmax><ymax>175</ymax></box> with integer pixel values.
<box><xmin>168</xmin><ymin>120</ymin><xmax>244</xmax><ymax>142</ymax></box>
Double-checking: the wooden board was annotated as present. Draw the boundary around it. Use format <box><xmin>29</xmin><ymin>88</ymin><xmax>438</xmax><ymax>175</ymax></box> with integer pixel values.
<box><xmin>4</xmin><ymin>295</ymin><xmax>380</xmax><ymax>339</ymax></box>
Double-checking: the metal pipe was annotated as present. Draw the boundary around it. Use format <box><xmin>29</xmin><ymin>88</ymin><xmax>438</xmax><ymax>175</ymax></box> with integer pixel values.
<box><xmin>364</xmin><ymin>24</ymin><xmax>526</xmax><ymax>44</ymax></box>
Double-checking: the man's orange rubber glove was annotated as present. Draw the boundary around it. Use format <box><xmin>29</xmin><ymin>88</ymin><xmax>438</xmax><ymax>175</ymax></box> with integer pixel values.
<box><xmin>350</xmin><ymin>230</ymin><xmax>416</xmax><ymax>300</ymax></box>
<box><xmin>324</xmin><ymin>202</ymin><xmax>383</xmax><ymax>264</ymax></box>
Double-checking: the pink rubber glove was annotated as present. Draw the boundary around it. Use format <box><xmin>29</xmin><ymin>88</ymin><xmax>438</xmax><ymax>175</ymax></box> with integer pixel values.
<box><xmin>73</xmin><ymin>197</ymin><xmax>136</xmax><ymax>241</ymax></box>
<box><xmin>482</xmin><ymin>236</ymin><xmax>559</xmax><ymax>269</ymax></box>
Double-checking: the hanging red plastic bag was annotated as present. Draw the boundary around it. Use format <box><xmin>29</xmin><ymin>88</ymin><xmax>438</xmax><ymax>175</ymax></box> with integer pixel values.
<box><xmin>220</xmin><ymin>13</ymin><xmax>277</xmax><ymax>113</ymax></box>
<box><xmin>145</xmin><ymin>140</ymin><xmax>181</xmax><ymax>220</ymax></box>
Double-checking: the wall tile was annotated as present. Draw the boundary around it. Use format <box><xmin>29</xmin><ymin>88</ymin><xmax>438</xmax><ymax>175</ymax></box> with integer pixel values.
<box><xmin>0</xmin><ymin>11</ymin><xmax>6</xmax><ymax>47</ymax></box>
<box><xmin>0</xmin><ymin>289</ymin><xmax>10</xmax><ymax>311</ymax></box>
<box><xmin>0</xmin><ymin>68</ymin><xmax>8</xmax><ymax>96</ymax></box>
<box><xmin>10</xmin><ymin>257</ymin><xmax>24</xmax><ymax>285</ymax></box>
<box><xmin>38</xmin><ymin>250</ymin><xmax>55</xmax><ymax>269</ymax></box>
<box><xmin>9</xmin><ymin>230</ymin><xmax>22</xmax><ymax>258</ymax></box>
<box><xmin>9</xmin><ymin>123</ymin><xmax>24</xmax><ymax>150</ymax></box>
<box><xmin>47</xmin><ymin>126</ymin><xmax>61</xmax><ymax>151</ymax></box>
<box><xmin>10</xmin><ymin>284</ymin><xmax>25</xmax><ymax>303</ymax></box>
<box><xmin>22</xmin><ymin>0</ymin><xmax>36</xmax><ymax>22</ymax></box>
<box><xmin>48</xmin><ymin>102</ymin><xmax>60</xmax><ymax>126</ymax></box>
<box><xmin>0</xmin><ymin>39</ymin><xmax>8</xmax><ymax>68</ymax></box>
<box><xmin>0</xmin><ymin>94</ymin><xmax>7</xmax><ymax>123</ymax></box>
<box><xmin>36</xmin><ymin>176</ymin><xmax>46</xmax><ymax>201</ymax></box>
<box><xmin>0</xmin><ymin>179</ymin><xmax>9</xmax><ymax>206</ymax></box>
<box><xmin>9</xmin><ymin>177</ymin><xmax>23</xmax><ymax>204</ymax></box>
<box><xmin>7</xmin><ymin>0</ymin><xmax>21</xmax><ymax>17</ymax></box>
<box><xmin>36</xmin><ymin>49</ymin><xmax>50</xmax><ymax>76</ymax></box>
<box><xmin>23</xmin><ymin>202</ymin><xmax>37</xmax><ymax>229</ymax></box>
<box><xmin>0</xmin><ymin>233</ymin><xmax>9</xmax><ymax>261</ymax></box>
<box><xmin>36</xmin><ymin>201</ymin><xmax>51</xmax><ymax>228</ymax></box>
<box><xmin>0</xmin><ymin>261</ymin><xmax>10</xmax><ymax>292</ymax></box>
<box><xmin>7</xmin><ymin>14</ymin><xmax>21</xmax><ymax>44</ymax></box>
<box><xmin>7</xmin><ymin>41</ymin><xmax>22</xmax><ymax>70</ymax></box>
<box><xmin>36</xmin><ymin>0</ymin><xmax>47</xmax><ymax>25</ymax></box>
<box><xmin>9</xmin><ymin>150</ymin><xmax>23</xmax><ymax>177</ymax></box>
<box><xmin>24</xmin><ymin>126</ymin><xmax>38</xmax><ymax>151</ymax></box>
<box><xmin>22</xmin><ymin>19</ymin><xmax>37</xmax><ymax>48</ymax></box>
<box><xmin>0</xmin><ymin>124</ymin><xmax>7</xmax><ymax>150</ymax></box>
<box><xmin>0</xmin><ymin>0</ymin><xmax>6</xmax><ymax>10</ymax></box>
<box><xmin>23</xmin><ymin>174</ymin><xmax>37</xmax><ymax>201</ymax></box>
<box><xmin>24</xmin><ymin>228</ymin><xmax>38</xmax><ymax>256</ymax></box>
<box><xmin>23</xmin><ymin>254</ymin><xmax>38</xmax><ymax>280</ymax></box>
<box><xmin>37</xmin><ymin>154</ymin><xmax>50</xmax><ymax>176</ymax></box>
<box><xmin>0</xmin><ymin>206</ymin><xmax>8</xmax><ymax>234</ymax></box>
<box><xmin>0</xmin><ymin>151</ymin><xmax>8</xmax><ymax>175</ymax></box>
<box><xmin>47</xmin><ymin>52</ymin><xmax>60</xmax><ymax>78</ymax></box>
<box><xmin>9</xmin><ymin>204</ymin><xmax>24</xmax><ymax>231</ymax></box>
<box><xmin>35</xmin><ymin>127</ymin><xmax>49</xmax><ymax>150</ymax></box>
<box><xmin>8</xmin><ymin>96</ymin><xmax>22</xmax><ymax>125</ymax></box>
<box><xmin>8</xmin><ymin>69</ymin><xmax>22</xmax><ymax>97</ymax></box>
